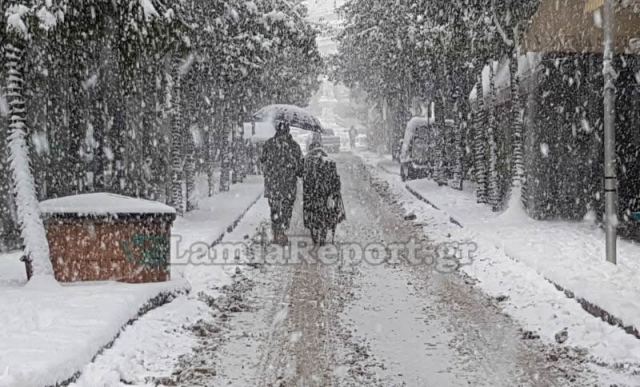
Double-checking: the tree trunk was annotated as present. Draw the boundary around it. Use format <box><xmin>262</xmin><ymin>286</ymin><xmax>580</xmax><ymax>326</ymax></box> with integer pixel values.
<box><xmin>169</xmin><ymin>58</ymin><xmax>184</xmax><ymax>214</ymax></box>
<box><xmin>451</xmin><ymin>82</ymin><xmax>465</xmax><ymax>190</ymax></box>
<box><xmin>184</xmin><ymin>117</ymin><xmax>196</xmax><ymax>211</ymax></box>
<box><xmin>219</xmin><ymin>116</ymin><xmax>231</xmax><ymax>192</ymax></box>
<box><xmin>205</xmin><ymin>124</ymin><xmax>216</xmax><ymax>197</ymax></box>
<box><xmin>0</xmin><ymin>82</ymin><xmax>19</xmax><ymax>252</ymax></box>
<box><xmin>231</xmin><ymin>123</ymin><xmax>240</xmax><ymax>185</ymax></box>
<box><xmin>5</xmin><ymin>40</ymin><xmax>54</xmax><ymax>277</ymax></box>
<box><xmin>509</xmin><ymin>56</ymin><xmax>524</xmax><ymax>186</ymax></box>
<box><xmin>487</xmin><ymin>63</ymin><xmax>501</xmax><ymax>211</ymax></box>
<box><xmin>434</xmin><ymin>68</ymin><xmax>447</xmax><ymax>186</ymax></box>
<box><xmin>111</xmin><ymin>27</ymin><xmax>127</xmax><ymax>195</ymax></box>
<box><xmin>474</xmin><ymin>72</ymin><xmax>488</xmax><ymax>204</ymax></box>
<box><xmin>509</xmin><ymin>43</ymin><xmax>525</xmax><ymax>214</ymax></box>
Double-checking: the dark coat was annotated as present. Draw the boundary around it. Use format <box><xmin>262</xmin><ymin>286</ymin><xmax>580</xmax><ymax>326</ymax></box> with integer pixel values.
<box><xmin>260</xmin><ymin>132</ymin><xmax>303</xmax><ymax>201</ymax></box>
<box><xmin>303</xmin><ymin>148</ymin><xmax>345</xmax><ymax>231</ymax></box>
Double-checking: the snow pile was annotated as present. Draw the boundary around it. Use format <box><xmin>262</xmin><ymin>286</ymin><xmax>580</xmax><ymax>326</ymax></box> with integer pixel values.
<box><xmin>358</xmin><ymin>151</ymin><xmax>640</xmax><ymax>367</ymax></box>
<box><xmin>0</xmin><ymin>252</ymin><xmax>27</xmax><ymax>287</ymax></box>
<box><xmin>499</xmin><ymin>186</ymin><xmax>529</xmax><ymax>223</ymax></box>
<box><xmin>40</xmin><ymin>193</ymin><xmax>176</xmax><ymax>216</ymax></box>
<box><xmin>0</xmin><ymin>175</ymin><xmax>265</xmax><ymax>386</ymax></box>
<box><xmin>0</xmin><ymin>270</ymin><xmax>187</xmax><ymax>387</ymax></box>
<box><xmin>404</xmin><ymin>175</ymin><xmax>640</xmax><ymax>344</ymax></box>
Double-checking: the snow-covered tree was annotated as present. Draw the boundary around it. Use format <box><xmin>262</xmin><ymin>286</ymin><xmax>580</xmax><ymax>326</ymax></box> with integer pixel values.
<box><xmin>0</xmin><ymin>0</ymin><xmax>321</xmax><ymax>225</ymax></box>
<box><xmin>4</xmin><ymin>3</ymin><xmax>53</xmax><ymax>278</ymax></box>
<box><xmin>490</xmin><ymin>0</ymin><xmax>539</xmax><ymax>209</ymax></box>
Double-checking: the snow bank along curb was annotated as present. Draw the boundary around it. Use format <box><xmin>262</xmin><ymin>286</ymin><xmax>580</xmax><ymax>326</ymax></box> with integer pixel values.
<box><xmin>376</xmin><ymin>159</ymin><xmax>400</xmax><ymax>176</ymax></box>
<box><xmin>404</xmin><ymin>185</ymin><xmax>463</xmax><ymax>229</ymax></box>
<box><xmin>210</xmin><ymin>192</ymin><xmax>263</xmax><ymax>247</ymax></box>
<box><xmin>65</xmin><ymin>199</ymin><xmax>272</xmax><ymax>386</ymax></box>
<box><xmin>405</xmin><ymin>180</ymin><xmax>640</xmax><ymax>341</ymax></box>
<box><xmin>402</xmin><ymin>176</ymin><xmax>640</xmax><ymax>341</ymax></box>
<box><xmin>551</xmin><ymin>281</ymin><xmax>640</xmax><ymax>339</ymax></box>
<box><xmin>55</xmin><ymin>285</ymin><xmax>190</xmax><ymax>387</ymax></box>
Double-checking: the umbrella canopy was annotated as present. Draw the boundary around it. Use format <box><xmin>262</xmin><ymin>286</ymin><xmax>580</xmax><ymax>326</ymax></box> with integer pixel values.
<box><xmin>253</xmin><ymin>104</ymin><xmax>324</xmax><ymax>133</ymax></box>
<box><xmin>523</xmin><ymin>0</ymin><xmax>640</xmax><ymax>54</ymax></box>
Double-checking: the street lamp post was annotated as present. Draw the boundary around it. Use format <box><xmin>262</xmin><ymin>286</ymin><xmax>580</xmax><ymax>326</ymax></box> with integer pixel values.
<box><xmin>602</xmin><ymin>0</ymin><xmax>617</xmax><ymax>264</ymax></box>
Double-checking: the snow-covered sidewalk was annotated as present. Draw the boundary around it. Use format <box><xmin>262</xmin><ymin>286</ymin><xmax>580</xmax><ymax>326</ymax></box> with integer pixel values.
<box><xmin>0</xmin><ymin>175</ymin><xmax>264</xmax><ymax>387</ymax></box>
<box><xmin>404</xmin><ymin>177</ymin><xmax>640</xmax><ymax>338</ymax></box>
<box><xmin>69</xmin><ymin>194</ymin><xmax>269</xmax><ymax>386</ymax></box>
<box><xmin>358</xmin><ymin>151</ymin><xmax>640</xmax><ymax>371</ymax></box>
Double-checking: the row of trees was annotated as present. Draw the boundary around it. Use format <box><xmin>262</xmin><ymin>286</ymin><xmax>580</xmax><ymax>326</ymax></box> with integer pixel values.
<box><xmin>334</xmin><ymin>0</ymin><xmax>640</xmax><ymax>235</ymax></box>
<box><xmin>331</xmin><ymin>0</ymin><xmax>539</xmax><ymax>209</ymax></box>
<box><xmin>1</xmin><ymin>0</ymin><xmax>323</xmax><ymax>275</ymax></box>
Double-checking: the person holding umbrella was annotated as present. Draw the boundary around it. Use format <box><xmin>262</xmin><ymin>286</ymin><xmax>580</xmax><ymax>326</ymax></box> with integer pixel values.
<box><xmin>260</xmin><ymin>120</ymin><xmax>303</xmax><ymax>245</ymax></box>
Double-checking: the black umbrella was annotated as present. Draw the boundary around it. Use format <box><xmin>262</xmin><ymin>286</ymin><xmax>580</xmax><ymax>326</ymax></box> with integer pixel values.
<box><xmin>253</xmin><ymin>104</ymin><xmax>325</xmax><ymax>133</ymax></box>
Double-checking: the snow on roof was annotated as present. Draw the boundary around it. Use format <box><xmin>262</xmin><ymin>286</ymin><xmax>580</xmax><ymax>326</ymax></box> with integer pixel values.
<box><xmin>40</xmin><ymin>193</ymin><xmax>176</xmax><ymax>216</ymax></box>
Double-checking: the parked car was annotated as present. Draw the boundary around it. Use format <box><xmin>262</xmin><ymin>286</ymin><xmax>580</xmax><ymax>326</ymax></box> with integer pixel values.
<box><xmin>400</xmin><ymin>117</ymin><xmax>435</xmax><ymax>182</ymax></box>
<box><xmin>307</xmin><ymin>128</ymin><xmax>341</xmax><ymax>153</ymax></box>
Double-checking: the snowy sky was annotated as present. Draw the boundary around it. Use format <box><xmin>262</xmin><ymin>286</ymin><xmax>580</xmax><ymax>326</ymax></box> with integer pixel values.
<box><xmin>304</xmin><ymin>0</ymin><xmax>345</xmax><ymax>23</ymax></box>
<box><xmin>305</xmin><ymin>0</ymin><xmax>347</xmax><ymax>56</ymax></box>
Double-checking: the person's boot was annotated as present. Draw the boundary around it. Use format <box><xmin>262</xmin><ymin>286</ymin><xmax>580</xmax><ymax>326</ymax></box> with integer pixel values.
<box><xmin>272</xmin><ymin>226</ymin><xmax>281</xmax><ymax>245</ymax></box>
<box><xmin>279</xmin><ymin>231</ymin><xmax>289</xmax><ymax>246</ymax></box>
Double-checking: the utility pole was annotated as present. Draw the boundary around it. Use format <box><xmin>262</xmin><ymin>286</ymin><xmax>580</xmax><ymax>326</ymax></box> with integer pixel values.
<box><xmin>603</xmin><ymin>0</ymin><xmax>617</xmax><ymax>264</ymax></box>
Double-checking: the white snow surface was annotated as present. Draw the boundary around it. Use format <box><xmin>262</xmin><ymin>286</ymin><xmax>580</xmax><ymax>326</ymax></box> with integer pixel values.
<box><xmin>40</xmin><ymin>193</ymin><xmax>176</xmax><ymax>216</ymax></box>
<box><xmin>0</xmin><ymin>175</ymin><xmax>264</xmax><ymax>387</ymax></box>
<box><xmin>69</xmin><ymin>177</ymin><xmax>266</xmax><ymax>386</ymax></box>
<box><xmin>0</xmin><ymin>267</ymin><xmax>187</xmax><ymax>387</ymax></box>
<box><xmin>358</xmin><ymin>151</ymin><xmax>640</xmax><ymax>367</ymax></box>
<box><xmin>35</xmin><ymin>7</ymin><xmax>57</xmax><ymax>30</ymax></box>
<box><xmin>139</xmin><ymin>0</ymin><xmax>159</xmax><ymax>20</ymax></box>
<box><xmin>470</xmin><ymin>53</ymin><xmax>541</xmax><ymax>101</ymax></box>
<box><xmin>6</xmin><ymin>5</ymin><xmax>30</xmax><ymax>37</ymax></box>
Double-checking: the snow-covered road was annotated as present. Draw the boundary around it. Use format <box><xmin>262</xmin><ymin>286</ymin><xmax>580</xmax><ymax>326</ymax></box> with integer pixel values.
<box><xmin>171</xmin><ymin>153</ymin><xmax>598</xmax><ymax>386</ymax></box>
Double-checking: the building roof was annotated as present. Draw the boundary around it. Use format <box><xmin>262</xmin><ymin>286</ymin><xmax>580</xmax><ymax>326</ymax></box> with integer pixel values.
<box><xmin>523</xmin><ymin>0</ymin><xmax>640</xmax><ymax>54</ymax></box>
<box><xmin>40</xmin><ymin>193</ymin><xmax>176</xmax><ymax>216</ymax></box>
